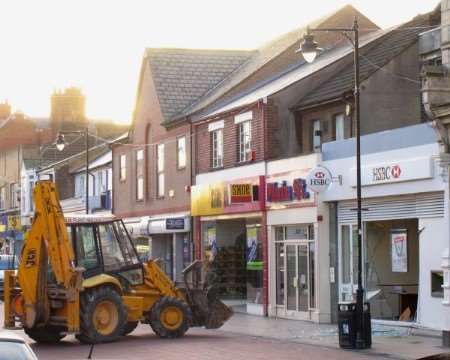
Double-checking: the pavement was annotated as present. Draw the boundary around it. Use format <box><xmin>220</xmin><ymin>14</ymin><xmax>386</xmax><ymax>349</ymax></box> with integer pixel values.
<box><xmin>1</xmin><ymin>302</ymin><xmax>449</xmax><ymax>360</ymax></box>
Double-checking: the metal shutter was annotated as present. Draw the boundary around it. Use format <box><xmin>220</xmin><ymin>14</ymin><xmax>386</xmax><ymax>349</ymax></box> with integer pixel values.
<box><xmin>337</xmin><ymin>192</ymin><xmax>444</xmax><ymax>224</ymax></box>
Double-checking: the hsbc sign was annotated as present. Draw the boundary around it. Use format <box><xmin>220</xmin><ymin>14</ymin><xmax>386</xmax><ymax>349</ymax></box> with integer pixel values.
<box><xmin>306</xmin><ymin>166</ymin><xmax>332</xmax><ymax>193</ymax></box>
<box><xmin>350</xmin><ymin>157</ymin><xmax>433</xmax><ymax>187</ymax></box>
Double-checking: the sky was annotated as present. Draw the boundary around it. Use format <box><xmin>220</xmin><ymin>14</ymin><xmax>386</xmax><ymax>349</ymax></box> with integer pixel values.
<box><xmin>0</xmin><ymin>0</ymin><xmax>440</xmax><ymax>124</ymax></box>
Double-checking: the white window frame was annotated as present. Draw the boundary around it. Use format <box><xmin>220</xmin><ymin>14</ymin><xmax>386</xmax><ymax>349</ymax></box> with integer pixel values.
<box><xmin>10</xmin><ymin>183</ymin><xmax>18</xmax><ymax>209</ymax></box>
<box><xmin>136</xmin><ymin>149</ymin><xmax>144</xmax><ymax>200</ymax></box>
<box><xmin>335</xmin><ymin>113</ymin><xmax>345</xmax><ymax>141</ymax></box>
<box><xmin>177</xmin><ymin>136</ymin><xmax>186</xmax><ymax>169</ymax></box>
<box><xmin>0</xmin><ymin>187</ymin><xmax>5</xmax><ymax>209</ymax></box>
<box><xmin>211</xmin><ymin>129</ymin><xmax>223</xmax><ymax>169</ymax></box>
<box><xmin>238</xmin><ymin>120</ymin><xmax>252</xmax><ymax>163</ymax></box>
<box><xmin>157</xmin><ymin>144</ymin><xmax>165</xmax><ymax>197</ymax></box>
<box><xmin>312</xmin><ymin>119</ymin><xmax>321</xmax><ymax>152</ymax></box>
<box><xmin>119</xmin><ymin>154</ymin><xmax>126</xmax><ymax>181</ymax></box>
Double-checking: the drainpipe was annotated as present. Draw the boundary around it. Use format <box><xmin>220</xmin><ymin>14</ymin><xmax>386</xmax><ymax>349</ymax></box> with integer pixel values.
<box><xmin>260</xmin><ymin>98</ymin><xmax>269</xmax><ymax>317</ymax></box>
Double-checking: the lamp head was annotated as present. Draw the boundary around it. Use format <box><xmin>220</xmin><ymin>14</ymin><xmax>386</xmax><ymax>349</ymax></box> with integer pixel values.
<box><xmin>56</xmin><ymin>133</ymin><xmax>66</xmax><ymax>152</ymax></box>
<box><xmin>297</xmin><ymin>29</ymin><xmax>320</xmax><ymax>63</ymax></box>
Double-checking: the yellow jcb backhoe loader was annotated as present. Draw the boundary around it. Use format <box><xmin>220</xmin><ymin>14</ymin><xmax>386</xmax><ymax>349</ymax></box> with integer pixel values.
<box><xmin>3</xmin><ymin>180</ymin><xmax>232</xmax><ymax>344</ymax></box>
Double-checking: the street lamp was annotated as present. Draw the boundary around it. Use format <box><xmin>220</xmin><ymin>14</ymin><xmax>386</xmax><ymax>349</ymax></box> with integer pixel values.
<box><xmin>299</xmin><ymin>18</ymin><xmax>371</xmax><ymax>349</ymax></box>
<box><xmin>56</xmin><ymin>127</ymin><xmax>90</xmax><ymax>214</ymax></box>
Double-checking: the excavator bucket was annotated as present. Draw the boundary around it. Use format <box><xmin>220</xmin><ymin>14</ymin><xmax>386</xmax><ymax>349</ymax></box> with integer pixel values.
<box><xmin>182</xmin><ymin>260</ymin><xmax>233</xmax><ymax>329</ymax></box>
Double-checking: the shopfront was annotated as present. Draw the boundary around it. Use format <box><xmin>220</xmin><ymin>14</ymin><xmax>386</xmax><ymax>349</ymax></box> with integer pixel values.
<box><xmin>192</xmin><ymin>176</ymin><xmax>265</xmax><ymax>315</ymax></box>
<box><xmin>321</xmin><ymin>124</ymin><xmax>447</xmax><ymax>329</ymax></box>
<box><xmin>266</xmin><ymin>154</ymin><xmax>331</xmax><ymax>323</ymax></box>
<box><xmin>124</xmin><ymin>213</ymin><xmax>191</xmax><ymax>283</ymax></box>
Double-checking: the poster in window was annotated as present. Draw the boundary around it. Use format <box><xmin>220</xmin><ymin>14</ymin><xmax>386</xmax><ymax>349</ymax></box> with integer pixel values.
<box><xmin>391</xmin><ymin>229</ymin><xmax>408</xmax><ymax>273</ymax></box>
<box><xmin>207</xmin><ymin>227</ymin><xmax>217</xmax><ymax>259</ymax></box>
<box><xmin>246</xmin><ymin>227</ymin><xmax>258</xmax><ymax>263</ymax></box>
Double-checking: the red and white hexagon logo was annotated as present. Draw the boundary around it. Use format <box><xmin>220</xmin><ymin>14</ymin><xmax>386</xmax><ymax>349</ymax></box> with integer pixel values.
<box><xmin>391</xmin><ymin>165</ymin><xmax>401</xmax><ymax>179</ymax></box>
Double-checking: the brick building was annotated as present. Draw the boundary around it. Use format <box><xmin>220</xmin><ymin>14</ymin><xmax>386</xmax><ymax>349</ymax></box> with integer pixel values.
<box><xmin>112</xmin><ymin>48</ymin><xmax>253</xmax><ymax>279</ymax></box>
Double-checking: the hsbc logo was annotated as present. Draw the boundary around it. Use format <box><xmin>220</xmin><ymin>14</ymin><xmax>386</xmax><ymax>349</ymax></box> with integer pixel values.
<box><xmin>372</xmin><ymin>165</ymin><xmax>402</xmax><ymax>182</ymax></box>
<box><xmin>315</xmin><ymin>171</ymin><xmax>325</xmax><ymax>179</ymax></box>
<box><xmin>391</xmin><ymin>165</ymin><xmax>401</xmax><ymax>178</ymax></box>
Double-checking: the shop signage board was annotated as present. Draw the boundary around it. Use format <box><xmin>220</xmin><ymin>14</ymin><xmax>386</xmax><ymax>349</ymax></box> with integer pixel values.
<box><xmin>191</xmin><ymin>183</ymin><xmax>225</xmax><ymax>216</ymax></box>
<box><xmin>266</xmin><ymin>169</ymin><xmax>315</xmax><ymax>208</ymax></box>
<box><xmin>391</xmin><ymin>229</ymin><xmax>408</xmax><ymax>273</ymax></box>
<box><xmin>191</xmin><ymin>177</ymin><xmax>262</xmax><ymax>216</ymax></box>
<box><xmin>350</xmin><ymin>157</ymin><xmax>433</xmax><ymax>187</ymax></box>
<box><xmin>166</xmin><ymin>218</ymin><xmax>185</xmax><ymax>230</ymax></box>
<box><xmin>230</xmin><ymin>184</ymin><xmax>252</xmax><ymax>203</ymax></box>
<box><xmin>305</xmin><ymin>166</ymin><xmax>332</xmax><ymax>193</ymax></box>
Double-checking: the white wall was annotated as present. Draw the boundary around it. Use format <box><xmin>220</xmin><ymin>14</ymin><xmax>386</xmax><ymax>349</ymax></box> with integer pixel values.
<box><xmin>321</xmin><ymin>143</ymin><xmax>444</xmax><ymax>202</ymax></box>
<box><xmin>417</xmin><ymin>217</ymin><xmax>449</xmax><ymax>330</ymax></box>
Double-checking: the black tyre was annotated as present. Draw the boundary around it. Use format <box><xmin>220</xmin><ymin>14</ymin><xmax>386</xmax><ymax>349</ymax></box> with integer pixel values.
<box><xmin>25</xmin><ymin>326</ymin><xmax>66</xmax><ymax>344</ymax></box>
<box><xmin>122</xmin><ymin>321</ymin><xmax>139</xmax><ymax>336</ymax></box>
<box><xmin>149</xmin><ymin>297</ymin><xmax>191</xmax><ymax>339</ymax></box>
<box><xmin>76</xmin><ymin>286</ymin><xmax>127</xmax><ymax>344</ymax></box>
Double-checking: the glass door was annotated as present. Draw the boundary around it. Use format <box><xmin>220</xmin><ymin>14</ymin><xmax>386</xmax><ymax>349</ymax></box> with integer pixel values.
<box><xmin>275</xmin><ymin>225</ymin><xmax>315</xmax><ymax>320</ymax></box>
<box><xmin>284</xmin><ymin>243</ymin><xmax>311</xmax><ymax>315</ymax></box>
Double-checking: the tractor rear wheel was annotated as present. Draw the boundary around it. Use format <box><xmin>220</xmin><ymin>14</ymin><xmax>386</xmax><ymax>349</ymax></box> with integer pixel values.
<box><xmin>149</xmin><ymin>296</ymin><xmax>191</xmax><ymax>338</ymax></box>
<box><xmin>122</xmin><ymin>321</ymin><xmax>139</xmax><ymax>335</ymax></box>
<box><xmin>25</xmin><ymin>326</ymin><xmax>65</xmax><ymax>344</ymax></box>
<box><xmin>76</xmin><ymin>286</ymin><xmax>127</xmax><ymax>344</ymax></box>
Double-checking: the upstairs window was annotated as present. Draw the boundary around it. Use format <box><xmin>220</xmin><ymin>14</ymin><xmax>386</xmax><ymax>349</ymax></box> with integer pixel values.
<box><xmin>157</xmin><ymin>144</ymin><xmax>165</xmax><ymax>197</ymax></box>
<box><xmin>10</xmin><ymin>183</ymin><xmax>18</xmax><ymax>209</ymax></box>
<box><xmin>136</xmin><ymin>150</ymin><xmax>144</xmax><ymax>201</ymax></box>
<box><xmin>0</xmin><ymin>187</ymin><xmax>5</xmax><ymax>209</ymax></box>
<box><xmin>177</xmin><ymin>136</ymin><xmax>186</xmax><ymax>169</ymax></box>
<box><xmin>312</xmin><ymin>119</ymin><xmax>321</xmax><ymax>152</ymax></box>
<box><xmin>334</xmin><ymin>113</ymin><xmax>345</xmax><ymax>141</ymax></box>
<box><xmin>211</xmin><ymin>129</ymin><xmax>223</xmax><ymax>168</ymax></box>
<box><xmin>238</xmin><ymin>121</ymin><xmax>252</xmax><ymax>162</ymax></box>
<box><xmin>119</xmin><ymin>155</ymin><xmax>126</xmax><ymax>181</ymax></box>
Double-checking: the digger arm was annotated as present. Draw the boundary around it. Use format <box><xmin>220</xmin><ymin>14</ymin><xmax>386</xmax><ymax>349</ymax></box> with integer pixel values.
<box><xmin>16</xmin><ymin>180</ymin><xmax>82</xmax><ymax>330</ymax></box>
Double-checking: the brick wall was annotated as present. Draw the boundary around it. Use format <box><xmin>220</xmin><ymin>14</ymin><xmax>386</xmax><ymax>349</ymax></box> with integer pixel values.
<box><xmin>113</xmin><ymin>61</ymin><xmax>192</xmax><ymax>218</ymax></box>
<box><xmin>195</xmin><ymin>102</ymin><xmax>272</xmax><ymax>174</ymax></box>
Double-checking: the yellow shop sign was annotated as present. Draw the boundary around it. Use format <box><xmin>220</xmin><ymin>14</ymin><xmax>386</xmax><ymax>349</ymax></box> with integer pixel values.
<box><xmin>191</xmin><ymin>183</ymin><xmax>224</xmax><ymax>216</ymax></box>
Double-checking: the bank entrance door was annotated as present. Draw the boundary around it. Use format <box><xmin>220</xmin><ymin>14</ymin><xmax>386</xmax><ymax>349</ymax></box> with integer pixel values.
<box><xmin>275</xmin><ymin>225</ymin><xmax>315</xmax><ymax>320</ymax></box>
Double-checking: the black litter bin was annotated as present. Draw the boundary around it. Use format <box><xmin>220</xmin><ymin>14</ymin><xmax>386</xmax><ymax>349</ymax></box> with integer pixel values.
<box><xmin>338</xmin><ymin>302</ymin><xmax>371</xmax><ymax>349</ymax></box>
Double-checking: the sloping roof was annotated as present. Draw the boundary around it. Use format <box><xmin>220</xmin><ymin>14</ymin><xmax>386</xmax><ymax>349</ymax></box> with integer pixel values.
<box><xmin>190</xmin><ymin>28</ymin><xmax>393</xmax><ymax>121</ymax></box>
<box><xmin>179</xmin><ymin>5</ymin><xmax>379</xmax><ymax>121</ymax></box>
<box><xmin>295</xmin><ymin>13</ymin><xmax>434</xmax><ymax>108</ymax></box>
<box><xmin>146</xmin><ymin>48</ymin><xmax>254</xmax><ymax>123</ymax></box>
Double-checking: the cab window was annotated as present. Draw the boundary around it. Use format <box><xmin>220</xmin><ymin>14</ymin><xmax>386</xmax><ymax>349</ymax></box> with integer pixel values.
<box><xmin>98</xmin><ymin>223</ymin><xmax>128</xmax><ymax>271</ymax></box>
<box><xmin>75</xmin><ymin>225</ymin><xmax>99</xmax><ymax>271</ymax></box>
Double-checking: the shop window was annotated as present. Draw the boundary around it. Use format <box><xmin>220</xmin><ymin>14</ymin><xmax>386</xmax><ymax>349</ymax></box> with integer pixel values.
<box><xmin>177</xmin><ymin>136</ymin><xmax>186</xmax><ymax>169</ymax></box>
<box><xmin>341</xmin><ymin>226</ymin><xmax>351</xmax><ymax>284</ymax></box>
<box><xmin>431</xmin><ymin>271</ymin><xmax>444</xmax><ymax>298</ymax></box>
<box><xmin>276</xmin><ymin>242</ymin><xmax>285</xmax><ymax>305</ymax></box>
<box><xmin>286</xmin><ymin>225</ymin><xmax>308</xmax><ymax>240</ymax></box>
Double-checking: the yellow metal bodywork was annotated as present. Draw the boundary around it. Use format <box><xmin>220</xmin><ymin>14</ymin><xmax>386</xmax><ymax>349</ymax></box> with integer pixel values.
<box><xmin>82</xmin><ymin>274</ymin><xmax>123</xmax><ymax>294</ymax></box>
<box><xmin>4</xmin><ymin>181</ymin><xmax>83</xmax><ymax>333</ymax></box>
<box><xmin>4</xmin><ymin>180</ymin><xmax>225</xmax><ymax>340</ymax></box>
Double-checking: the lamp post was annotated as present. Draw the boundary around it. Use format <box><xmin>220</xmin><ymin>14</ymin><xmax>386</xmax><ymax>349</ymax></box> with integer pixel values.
<box><xmin>56</xmin><ymin>127</ymin><xmax>90</xmax><ymax>214</ymax></box>
<box><xmin>299</xmin><ymin>18</ymin><xmax>371</xmax><ymax>349</ymax></box>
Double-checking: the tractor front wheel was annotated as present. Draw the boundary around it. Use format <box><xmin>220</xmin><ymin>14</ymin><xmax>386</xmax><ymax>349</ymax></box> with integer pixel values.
<box><xmin>25</xmin><ymin>326</ymin><xmax>66</xmax><ymax>344</ymax></box>
<box><xmin>149</xmin><ymin>296</ymin><xmax>191</xmax><ymax>339</ymax></box>
<box><xmin>76</xmin><ymin>286</ymin><xmax>127</xmax><ymax>344</ymax></box>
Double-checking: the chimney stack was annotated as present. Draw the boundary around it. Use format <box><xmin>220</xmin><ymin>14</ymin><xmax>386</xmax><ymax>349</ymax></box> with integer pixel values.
<box><xmin>0</xmin><ymin>101</ymin><xmax>11</xmax><ymax>119</ymax></box>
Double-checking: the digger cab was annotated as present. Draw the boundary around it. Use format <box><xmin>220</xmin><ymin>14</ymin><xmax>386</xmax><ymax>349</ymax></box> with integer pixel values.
<box><xmin>65</xmin><ymin>215</ymin><xmax>144</xmax><ymax>285</ymax></box>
